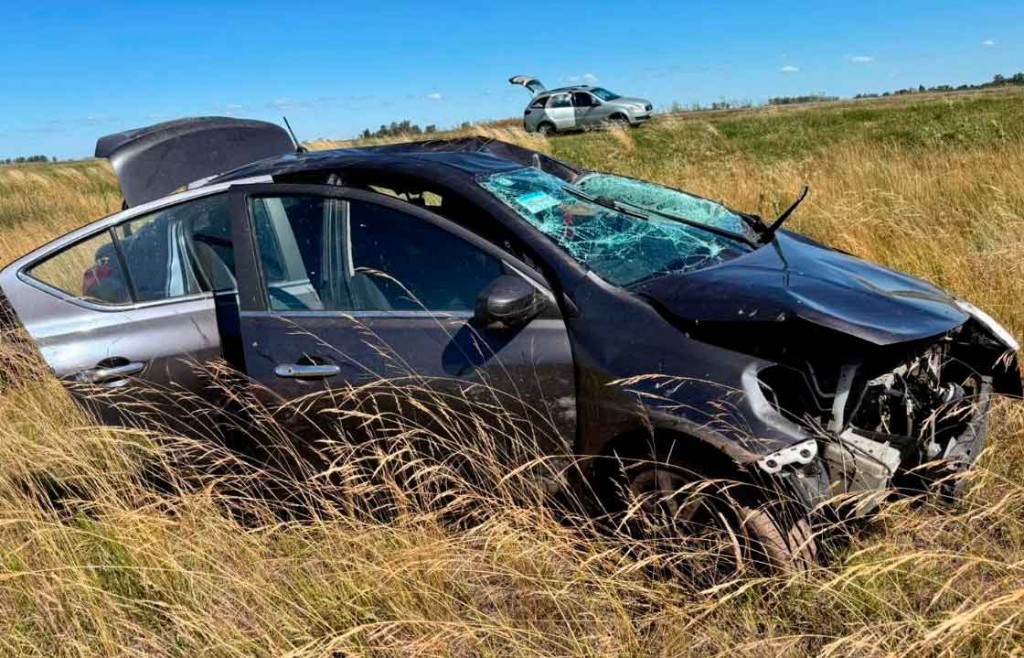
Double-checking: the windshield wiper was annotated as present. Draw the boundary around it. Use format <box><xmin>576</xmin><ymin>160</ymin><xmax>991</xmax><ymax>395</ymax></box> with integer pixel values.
<box><xmin>738</xmin><ymin>211</ymin><xmax>770</xmax><ymax>238</ymax></box>
<box><xmin>762</xmin><ymin>185</ymin><xmax>809</xmax><ymax>243</ymax></box>
<box><xmin>565</xmin><ymin>185</ymin><xmax>758</xmax><ymax>249</ymax></box>
<box><xmin>561</xmin><ymin>185</ymin><xmax>650</xmax><ymax>220</ymax></box>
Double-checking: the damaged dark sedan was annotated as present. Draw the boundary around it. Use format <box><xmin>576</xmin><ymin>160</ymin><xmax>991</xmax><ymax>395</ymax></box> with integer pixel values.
<box><xmin>1</xmin><ymin>117</ymin><xmax>1019</xmax><ymax>568</ymax></box>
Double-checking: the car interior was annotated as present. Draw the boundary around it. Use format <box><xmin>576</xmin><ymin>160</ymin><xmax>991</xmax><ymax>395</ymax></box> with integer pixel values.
<box><xmin>38</xmin><ymin>169</ymin><xmax>536</xmax><ymax>313</ymax></box>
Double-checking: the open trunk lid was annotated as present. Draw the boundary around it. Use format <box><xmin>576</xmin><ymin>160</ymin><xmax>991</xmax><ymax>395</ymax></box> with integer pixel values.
<box><xmin>508</xmin><ymin>76</ymin><xmax>547</xmax><ymax>96</ymax></box>
<box><xmin>95</xmin><ymin>117</ymin><xmax>295</xmax><ymax>207</ymax></box>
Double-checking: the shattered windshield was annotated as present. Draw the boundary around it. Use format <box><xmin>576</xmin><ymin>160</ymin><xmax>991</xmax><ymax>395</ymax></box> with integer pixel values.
<box><xmin>479</xmin><ymin>168</ymin><xmax>750</xmax><ymax>287</ymax></box>
<box><xmin>575</xmin><ymin>173</ymin><xmax>752</xmax><ymax>237</ymax></box>
<box><xmin>591</xmin><ymin>88</ymin><xmax>621</xmax><ymax>101</ymax></box>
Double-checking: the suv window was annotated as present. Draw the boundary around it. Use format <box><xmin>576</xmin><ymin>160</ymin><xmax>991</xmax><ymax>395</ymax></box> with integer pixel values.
<box><xmin>250</xmin><ymin>195</ymin><xmax>503</xmax><ymax>313</ymax></box>
<box><xmin>26</xmin><ymin>193</ymin><xmax>235</xmax><ymax>306</ymax></box>
<box><xmin>572</xmin><ymin>92</ymin><xmax>595</xmax><ymax>107</ymax></box>
<box><xmin>529</xmin><ymin>96</ymin><xmax>548</xmax><ymax>109</ymax></box>
<box><xmin>547</xmin><ymin>94</ymin><xmax>572</xmax><ymax>109</ymax></box>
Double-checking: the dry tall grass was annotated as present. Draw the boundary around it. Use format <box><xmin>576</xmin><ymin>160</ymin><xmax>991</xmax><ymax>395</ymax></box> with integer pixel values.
<box><xmin>1</xmin><ymin>92</ymin><xmax>1023</xmax><ymax>656</ymax></box>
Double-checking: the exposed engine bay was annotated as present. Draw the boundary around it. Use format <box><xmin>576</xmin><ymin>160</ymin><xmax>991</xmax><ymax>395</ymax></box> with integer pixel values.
<box><xmin>755</xmin><ymin>318</ymin><xmax>1018</xmax><ymax>513</ymax></box>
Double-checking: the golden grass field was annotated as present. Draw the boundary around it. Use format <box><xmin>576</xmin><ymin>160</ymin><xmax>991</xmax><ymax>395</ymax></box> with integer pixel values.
<box><xmin>1</xmin><ymin>89</ymin><xmax>1024</xmax><ymax>656</ymax></box>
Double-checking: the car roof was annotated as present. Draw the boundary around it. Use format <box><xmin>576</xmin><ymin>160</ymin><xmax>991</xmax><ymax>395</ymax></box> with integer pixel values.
<box><xmin>535</xmin><ymin>85</ymin><xmax>597</xmax><ymax>97</ymax></box>
<box><xmin>95</xmin><ymin>117</ymin><xmax>585</xmax><ymax>205</ymax></box>
<box><xmin>209</xmin><ymin>136</ymin><xmax>584</xmax><ymax>187</ymax></box>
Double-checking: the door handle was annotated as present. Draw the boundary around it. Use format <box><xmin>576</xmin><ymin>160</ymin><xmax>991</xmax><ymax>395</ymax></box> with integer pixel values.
<box><xmin>76</xmin><ymin>361</ymin><xmax>145</xmax><ymax>385</ymax></box>
<box><xmin>274</xmin><ymin>363</ymin><xmax>341</xmax><ymax>379</ymax></box>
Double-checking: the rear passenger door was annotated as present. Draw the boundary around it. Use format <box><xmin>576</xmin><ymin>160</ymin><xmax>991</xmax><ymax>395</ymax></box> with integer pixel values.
<box><xmin>0</xmin><ymin>191</ymin><xmax>236</xmax><ymax>423</ymax></box>
<box><xmin>545</xmin><ymin>93</ymin><xmax>576</xmax><ymax>131</ymax></box>
<box><xmin>224</xmin><ymin>184</ymin><xmax>577</xmax><ymax>457</ymax></box>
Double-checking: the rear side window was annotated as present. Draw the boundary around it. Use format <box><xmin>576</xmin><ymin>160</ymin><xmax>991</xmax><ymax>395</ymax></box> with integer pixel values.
<box><xmin>27</xmin><ymin>231</ymin><xmax>131</xmax><ymax>305</ymax></box>
<box><xmin>530</xmin><ymin>96</ymin><xmax>548</xmax><ymax>109</ymax></box>
<box><xmin>548</xmin><ymin>94</ymin><xmax>571</xmax><ymax>109</ymax></box>
<box><xmin>26</xmin><ymin>194</ymin><xmax>235</xmax><ymax>306</ymax></box>
<box><xmin>113</xmin><ymin>211</ymin><xmax>202</xmax><ymax>302</ymax></box>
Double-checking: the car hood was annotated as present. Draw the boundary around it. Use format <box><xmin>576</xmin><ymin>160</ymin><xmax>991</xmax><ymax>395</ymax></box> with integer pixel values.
<box><xmin>635</xmin><ymin>231</ymin><xmax>968</xmax><ymax>346</ymax></box>
<box><xmin>611</xmin><ymin>97</ymin><xmax>650</xmax><ymax>108</ymax></box>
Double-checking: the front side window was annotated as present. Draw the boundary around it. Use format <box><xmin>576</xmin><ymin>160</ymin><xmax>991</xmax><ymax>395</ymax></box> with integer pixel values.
<box><xmin>250</xmin><ymin>195</ymin><xmax>503</xmax><ymax>312</ymax></box>
<box><xmin>480</xmin><ymin>168</ymin><xmax>752</xmax><ymax>287</ymax></box>
<box><xmin>572</xmin><ymin>92</ymin><xmax>595</xmax><ymax>107</ymax></box>
<box><xmin>590</xmin><ymin>88</ymin><xmax>621</xmax><ymax>101</ymax></box>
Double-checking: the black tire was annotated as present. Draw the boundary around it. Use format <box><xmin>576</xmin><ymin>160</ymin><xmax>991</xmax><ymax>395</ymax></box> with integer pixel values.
<box><xmin>616</xmin><ymin>455</ymin><xmax>816</xmax><ymax>575</ymax></box>
<box><xmin>608</xmin><ymin>114</ymin><xmax>631</xmax><ymax>128</ymax></box>
<box><xmin>537</xmin><ymin>122</ymin><xmax>556</xmax><ymax>136</ymax></box>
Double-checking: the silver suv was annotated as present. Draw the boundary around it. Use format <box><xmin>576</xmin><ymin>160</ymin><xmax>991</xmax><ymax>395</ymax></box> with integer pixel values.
<box><xmin>510</xmin><ymin>76</ymin><xmax>653</xmax><ymax>134</ymax></box>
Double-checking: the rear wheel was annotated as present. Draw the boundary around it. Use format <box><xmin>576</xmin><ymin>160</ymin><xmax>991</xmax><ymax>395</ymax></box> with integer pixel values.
<box><xmin>620</xmin><ymin>456</ymin><xmax>816</xmax><ymax>575</ymax></box>
<box><xmin>537</xmin><ymin>121</ymin><xmax>556</xmax><ymax>136</ymax></box>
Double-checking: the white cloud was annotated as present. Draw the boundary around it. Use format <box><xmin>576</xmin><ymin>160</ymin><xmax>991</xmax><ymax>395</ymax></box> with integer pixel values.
<box><xmin>848</xmin><ymin>55</ymin><xmax>874</xmax><ymax>64</ymax></box>
<box><xmin>982</xmin><ymin>39</ymin><xmax>996</xmax><ymax>47</ymax></box>
<box><xmin>780</xmin><ymin>65</ymin><xmax>799</xmax><ymax>73</ymax></box>
<box><xmin>425</xmin><ymin>91</ymin><xmax>443</xmax><ymax>101</ymax></box>
<box><xmin>566</xmin><ymin>72</ymin><xmax>599</xmax><ymax>85</ymax></box>
<box><xmin>269</xmin><ymin>97</ymin><xmax>312</xmax><ymax>112</ymax></box>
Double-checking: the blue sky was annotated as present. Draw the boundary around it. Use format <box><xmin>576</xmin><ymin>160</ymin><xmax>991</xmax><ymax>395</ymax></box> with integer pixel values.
<box><xmin>1</xmin><ymin>0</ymin><xmax>1022</xmax><ymax>159</ymax></box>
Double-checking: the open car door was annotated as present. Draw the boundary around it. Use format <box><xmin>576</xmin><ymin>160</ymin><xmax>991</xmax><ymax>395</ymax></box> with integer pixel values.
<box><xmin>222</xmin><ymin>183</ymin><xmax>577</xmax><ymax>464</ymax></box>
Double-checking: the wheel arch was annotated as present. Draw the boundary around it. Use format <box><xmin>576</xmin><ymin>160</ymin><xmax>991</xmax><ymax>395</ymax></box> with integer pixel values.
<box><xmin>586</xmin><ymin>425</ymin><xmax>751</xmax><ymax>510</ymax></box>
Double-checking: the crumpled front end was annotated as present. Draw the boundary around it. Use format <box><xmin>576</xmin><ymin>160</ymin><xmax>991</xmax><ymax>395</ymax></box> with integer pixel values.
<box><xmin>753</xmin><ymin>317</ymin><xmax>1019</xmax><ymax>514</ymax></box>
<box><xmin>632</xmin><ymin>227</ymin><xmax>1021</xmax><ymax>515</ymax></box>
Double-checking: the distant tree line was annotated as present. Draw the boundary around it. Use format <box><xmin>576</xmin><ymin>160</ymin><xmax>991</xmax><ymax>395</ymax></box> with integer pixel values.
<box><xmin>1</xmin><ymin>155</ymin><xmax>57</xmax><ymax>165</ymax></box>
<box><xmin>669</xmin><ymin>99</ymin><xmax>755</xmax><ymax>112</ymax></box>
<box><xmin>854</xmin><ymin>73</ymin><xmax>1024</xmax><ymax>99</ymax></box>
<box><xmin>768</xmin><ymin>94</ymin><xmax>839</xmax><ymax>106</ymax></box>
<box><xmin>359</xmin><ymin>119</ymin><xmax>439</xmax><ymax>139</ymax></box>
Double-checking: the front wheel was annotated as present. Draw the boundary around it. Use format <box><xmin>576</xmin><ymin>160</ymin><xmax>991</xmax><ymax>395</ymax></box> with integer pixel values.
<box><xmin>608</xmin><ymin>114</ymin><xmax>631</xmax><ymax>128</ymax></box>
<box><xmin>622</xmin><ymin>459</ymin><xmax>816</xmax><ymax>575</ymax></box>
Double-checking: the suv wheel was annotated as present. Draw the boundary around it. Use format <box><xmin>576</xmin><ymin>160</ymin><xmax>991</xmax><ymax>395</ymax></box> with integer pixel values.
<box><xmin>608</xmin><ymin>114</ymin><xmax>631</xmax><ymax>128</ymax></box>
<box><xmin>537</xmin><ymin>122</ymin><xmax>556</xmax><ymax>136</ymax></box>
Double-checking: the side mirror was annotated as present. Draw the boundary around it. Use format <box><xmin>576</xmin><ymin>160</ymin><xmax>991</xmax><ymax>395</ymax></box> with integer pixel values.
<box><xmin>473</xmin><ymin>275</ymin><xmax>546</xmax><ymax>330</ymax></box>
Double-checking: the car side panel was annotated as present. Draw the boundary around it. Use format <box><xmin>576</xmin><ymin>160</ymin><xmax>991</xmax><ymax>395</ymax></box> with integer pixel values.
<box><xmin>0</xmin><ymin>266</ymin><xmax>222</xmax><ymax>421</ymax></box>
<box><xmin>238</xmin><ymin>311</ymin><xmax>576</xmax><ymax>456</ymax></box>
<box><xmin>545</xmin><ymin>94</ymin><xmax>576</xmax><ymax>131</ymax></box>
<box><xmin>0</xmin><ymin>279</ymin><xmax>218</xmax><ymax>382</ymax></box>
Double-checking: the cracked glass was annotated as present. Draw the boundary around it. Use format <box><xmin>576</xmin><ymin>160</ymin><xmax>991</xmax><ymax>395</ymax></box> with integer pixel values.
<box><xmin>479</xmin><ymin>168</ymin><xmax>750</xmax><ymax>287</ymax></box>
<box><xmin>576</xmin><ymin>173</ymin><xmax>751</xmax><ymax>236</ymax></box>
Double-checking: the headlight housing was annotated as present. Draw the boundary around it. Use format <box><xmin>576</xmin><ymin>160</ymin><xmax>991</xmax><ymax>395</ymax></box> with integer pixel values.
<box><xmin>955</xmin><ymin>299</ymin><xmax>1019</xmax><ymax>352</ymax></box>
